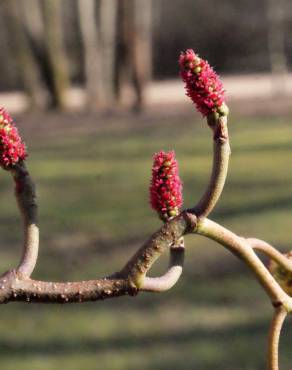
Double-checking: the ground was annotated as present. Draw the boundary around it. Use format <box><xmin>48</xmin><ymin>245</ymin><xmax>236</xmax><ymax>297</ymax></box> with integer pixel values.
<box><xmin>0</xmin><ymin>90</ymin><xmax>292</xmax><ymax>369</ymax></box>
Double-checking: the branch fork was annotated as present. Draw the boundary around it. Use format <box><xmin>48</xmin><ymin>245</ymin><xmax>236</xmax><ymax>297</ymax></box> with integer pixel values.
<box><xmin>1</xmin><ymin>111</ymin><xmax>290</xmax><ymax>370</ymax></box>
<box><xmin>1</xmin><ymin>52</ymin><xmax>292</xmax><ymax>369</ymax></box>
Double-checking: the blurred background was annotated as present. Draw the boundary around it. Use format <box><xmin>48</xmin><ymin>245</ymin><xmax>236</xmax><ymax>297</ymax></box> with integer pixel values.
<box><xmin>0</xmin><ymin>0</ymin><xmax>292</xmax><ymax>369</ymax></box>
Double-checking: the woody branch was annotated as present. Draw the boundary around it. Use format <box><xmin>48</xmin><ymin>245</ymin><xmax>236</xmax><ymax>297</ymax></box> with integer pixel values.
<box><xmin>0</xmin><ymin>50</ymin><xmax>291</xmax><ymax>369</ymax></box>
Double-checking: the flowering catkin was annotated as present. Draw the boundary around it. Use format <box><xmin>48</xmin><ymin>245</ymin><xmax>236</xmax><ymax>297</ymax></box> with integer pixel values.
<box><xmin>150</xmin><ymin>151</ymin><xmax>183</xmax><ymax>220</ymax></box>
<box><xmin>179</xmin><ymin>49</ymin><xmax>227</xmax><ymax>118</ymax></box>
<box><xmin>0</xmin><ymin>108</ymin><xmax>27</xmax><ymax>169</ymax></box>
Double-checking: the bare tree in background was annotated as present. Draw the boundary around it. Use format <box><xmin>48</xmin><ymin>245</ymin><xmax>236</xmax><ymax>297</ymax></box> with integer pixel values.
<box><xmin>78</xmin><ymin>0</ymin><xmax>105</xmax><ymax>111</ymax></box>
<box><xmin>100</xmin><ymin>0</ymin><xmax>118</xmax><ymax>106</ymax></box>
<box><xmin>132</xmin><ymin>0</ymin><xmax>152</xmax><ymax>111</ymax></box>
<box><xmin>43</xmin><ymin>0</ymin><xmax>70</xmax><ymax>109</ymax></box>
<box><xmin>115</xmin><ymin>0</ymin><xmax>152</xmax><ymax>112</ymax></box>
<box><xmin>115</xmin><ymin>0</ymin><xmax>134</xmax><ymax>107</ymax></box>
<box><xmin>267</xmin><ymin>0</ymin><xmax>288</xmax><ymax>94</ymax></box>
<box><xmin>22</xmin><ymin>0</ymin><xmax>44</xmax><ymax>45</ymax></box>
<box><xmin>4</xmin><ymin>0</ymin><xmax>46</xmax><ymax>109</ymax></box>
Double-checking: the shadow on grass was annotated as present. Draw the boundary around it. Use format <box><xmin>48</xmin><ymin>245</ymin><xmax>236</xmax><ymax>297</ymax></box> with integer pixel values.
<box><xmin>2</xmin><ymin>312</ymin><xmax>291</xmax><ymax>370</ymax></box>
<box><xmin>1</xmin><ymin>315</ymin><xmax>290</xmax><ymax>370</ymax></box>
<box><xmin>216</xmin><ymin>193</ymin><xmax>292</xmax><ymax>219</ymax></box>
<box><xmin>0</xmin><ymin>319</ymin><xmax>267</xmax><ymax>356</ymax></box>
<box><xmin>234</xmin><ymin>141</ymin><xmax>292</xmax><ymax>155</ymax></box>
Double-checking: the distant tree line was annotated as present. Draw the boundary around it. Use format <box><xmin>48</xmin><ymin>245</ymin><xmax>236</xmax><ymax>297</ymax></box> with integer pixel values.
<box><xmin>153</xmin><ymin>0</ymin><xmax>291</xmax><ymax>77</ymax></box>
<box><xmin>0</xmin><ymin>0</ymin><xmax>152</xmax><ymax>111</ymax></box>
<box><xmin>0</xmin><ymin>0</ymin><xmax>290</xmax><ymax>111</ymax></box>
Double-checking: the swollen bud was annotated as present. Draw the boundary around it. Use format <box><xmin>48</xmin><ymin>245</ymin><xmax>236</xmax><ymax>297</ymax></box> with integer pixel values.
<box><xmin>218</xmin><ymin>102</ymin><xmax>229</xmax><ymax>117</ymax></box>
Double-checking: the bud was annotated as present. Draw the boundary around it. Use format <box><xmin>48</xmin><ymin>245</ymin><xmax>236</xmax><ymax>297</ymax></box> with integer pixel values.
<box><xmin>150</xmin><ymin>151</ymin><xmax>183</xmax><ymax>221</ymax></box>
<box><xmin>269</xmin><ymin>251</ymin><xmax>292</xmax><ymax>296</ymax></box>
<box><xmin>179</xmin><ymin>49</ymin><xmax>228</xmax><ymax>118</ymax></box>
<box><xmin>218</xmin><ymin>102</ymin><xmax>229</xmax><ymax>117</ymax></box>
<box><xmin>0</xmin><ymin>108</ymin><xmax>27</xmax><ymax>169</ymax></box>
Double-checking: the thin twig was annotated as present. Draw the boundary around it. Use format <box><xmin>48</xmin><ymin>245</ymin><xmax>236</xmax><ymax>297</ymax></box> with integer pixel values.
<box><xmin>195</xmin><ymin>218</ymin><xmax>292</xmax><ymax>311</ymax></box>
<box><xmin>247</xmin><ymin>238</ymin><xmax>292</xmax><ymax>273</ymax></box>
<box><xmin>267</xmin><ymin>306</ymin><xmax>287</xmax><ymax>370</ymax></box>
<box><xmin>120</xmin><ymin>212</ymin><xmax>196</xmax><ymax>288</ymax></box>
<box><xmin>12</xmin><ymin>163</ymin><xmax>39</xmax><ymax>278</ymax></box>
<box><xmin>0</xmin><ymin>212</ymin><xmax>196</xmax><ymax>304</ymax></box>
<box><xmin>191</xmin><ymin>117</ymin><xmax>230</xmax><ymax>218</ymax></box>
<box><xmin>141</xmin><ymin>242</ymin><xmax>184</xmax><ymax>292</ymax></box>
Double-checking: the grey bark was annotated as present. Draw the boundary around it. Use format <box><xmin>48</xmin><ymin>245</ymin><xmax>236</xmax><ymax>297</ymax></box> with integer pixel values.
<box><xmin>100</xmin><ymin>0</ymin><xmax>118</xmax><ymax>105</ymax></box>
<box><xmin>43</xmin><ymin>0</ymin><xmax>70</xmax><ymax>109</ymax></box>
<box><xmin>267</xmin><ymin>0</ymin><xmax>288</xmax><ymax>94</ymax></box>
<box><xmin>115</xmin><ymin>0</ymin><xmax>152</xmax><ymax>111</ymax></box>
<box><xmin>5</xmin><ymin>0</ymin><xmax>46</xmax><ymax>109</ymax></box>
<box><xmin>78</xmin><ymin>0</ymin><xmax>105</xmax><ymax>110</ymax></box>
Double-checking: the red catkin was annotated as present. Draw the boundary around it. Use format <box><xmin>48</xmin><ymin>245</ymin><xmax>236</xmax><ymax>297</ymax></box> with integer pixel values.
<box><xmin>179</xmin><ymin>49</ymin><xmax>227</xmax><ymax>117</ymax></box>
<box><xmin>150</xmin><ymin>151</ymin><xmax>183</xmax><ymax>220</ymax></box>
<box><xmin>0</xmin><ymin>108</ymin><xmax>27</xmax><ymax>169</ymax></box>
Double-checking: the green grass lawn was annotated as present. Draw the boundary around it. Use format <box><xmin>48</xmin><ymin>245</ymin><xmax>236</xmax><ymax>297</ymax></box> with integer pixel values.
<box><xmin>0</xmin><ymin>110</ymin><xmax>291</xmax><ymax>369</ymax></box>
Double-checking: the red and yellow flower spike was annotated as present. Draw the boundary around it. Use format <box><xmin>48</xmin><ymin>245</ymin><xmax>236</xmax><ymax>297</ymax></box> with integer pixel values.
<box><xmin>179</xmin><ymin>49</ymin><xmax>228</xmax><ymax>118</ymax></box>
<box><xmin>0</xmin><ymin>108</ymin><xmax>27</xmax><ymax>170</ymax></box>
<box><xmin>150</xmin><ymin>151</ymin><xmax>183</xmax><ymax>221</ymax></box>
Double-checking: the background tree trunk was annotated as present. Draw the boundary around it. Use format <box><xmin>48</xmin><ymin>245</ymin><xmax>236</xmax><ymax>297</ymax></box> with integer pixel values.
<box><xmin>22</xmin><ymin>0</ymin><xmax>44</xmax><ymax>44</ymax></box>
<box><xmin>132</xmin><ymin>0</ymin><xmax>152</xmax><ymax>111</ymax></box>
<box><xmin>115</xmin><ymin>0</ymin><xmax>133</xmax><ymax>107</ymax></box>
<box><xmin>267</xmin><ymin>0</ymin><xmax>288</xmax><ymax>94</ymax></box>
<box><xmin>43</xmin><ymin>0</ymin><xmax>70</xmax><ymax>109</ymax></box>
<box><xmin>78</xmin><ymin>0</ymin><xmax>105</xmax><ymax>111</ymax></box>
<box><xmin>115</xmin><ymin>0</ymin><xmax>152</xmax><ymax>112</ymax></box>
<box><xmin>99</xmin><ymin>0</ymin><xmax>118</xmax><ymax>107</ymax></box>
<box><xmin>5</xmin><ymin>0</ymin><xmax>46</xmax><ymax>109</ymax></box>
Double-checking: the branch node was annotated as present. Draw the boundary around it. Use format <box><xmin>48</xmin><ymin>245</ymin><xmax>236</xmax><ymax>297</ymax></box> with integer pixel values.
<box><xmin>213</xmin><ymin>116</ymin><xmax>229</xmax><ymax>141</ymax></box>
<box><xmin>127</xmin><ymin>280</ymin><xmax>139</xmax><ymax>296</ymax></box>
<box><xmin>273</xmin><ymin>300</ymin><xmax>284</xmax><ymax>308</ymax></box>
<box><xmin>182</xmin><ymin>211</ymin><xmax>198</xmax><ymax>233</ymax></box>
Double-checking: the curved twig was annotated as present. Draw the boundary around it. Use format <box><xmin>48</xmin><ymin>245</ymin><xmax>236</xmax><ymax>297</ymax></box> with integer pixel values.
<box><xmin>247</xmin><ymin>238</ymin><xmax>292</xmax><ymax>273</ymax></box>
<box><xmin>195</xmin><ymin>218</ymin><xmax>292</xmax><ymax>311</ymax></box>
<box><xmin>191</xmin><ymin>116</ymin><xmax>230</xmax><ymax>218</ymax></box>
<box><xmin>0</xmin><ymin>145</ymin><xmax>198</xmax><ymax>305</ymax></box>
<box><xmin>0</xmin><ymin>211</ymin><xmax>196</xmax><ymax>304</ymax></box>
<box><xmin>119</xmin><ymin>212</ymin><xmax>196</xmax><ymax>288</ymax></box>
<box><xmin>267</xmin><ymin>306</ymin><xmax>287</xmax><ymax>370</ymax></box>
<box><xmin>11</xmin><ymin>163</ymin><xmax>39</xmax><ymax>278</ymax></box>
<box><xmin>141</xmin><ymin>242</ymin><xmax>185</xmax><ymax>292</ymax></box>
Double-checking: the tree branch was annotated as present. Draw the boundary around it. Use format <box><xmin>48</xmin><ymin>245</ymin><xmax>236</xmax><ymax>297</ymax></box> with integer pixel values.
<box><xmin>141</xmin><ymin>243</ymin><xmax>185</xmax><ymax>292</ymax></box>
<box><xmin>195</xmin><ymin>218</ymin><xmax>292</xmax><ymax>311</ymax></box>
<box><xmin>0</xmin><ymin>269</ymin><xmax>133</xmax><ymax>304</ymax></box>
<box><xmin>247</xmin><ymin>238</ymin><xmax>292</xmax><ymax>273</ymax></box>
<box><xmin>0</xmin><ymin>138</ymin><xmax>200</xmax><ymax>305</ymax></box>
<box><xmin>0</xmin><ymin>211</ymin><xmax>195</xmax><ymax>304</ymax></box>
<box><xmin>120</xmin><ymin>212</ymin><xmax>195</xmax><ymax>288</ymax></box>
<box><xmin>191</xmin><ymin>116</ymin><xmax>230</xmax><ymax>218</ymax></box>
<box><xmin>11</xmin><ymin>163</ymin><xmax>39</xmax><ymax>278</ymax></box>
<box><xmin>267</xmin><ymin>306</ymin><xmax>287</xmax><ymax>370</ymax></box>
